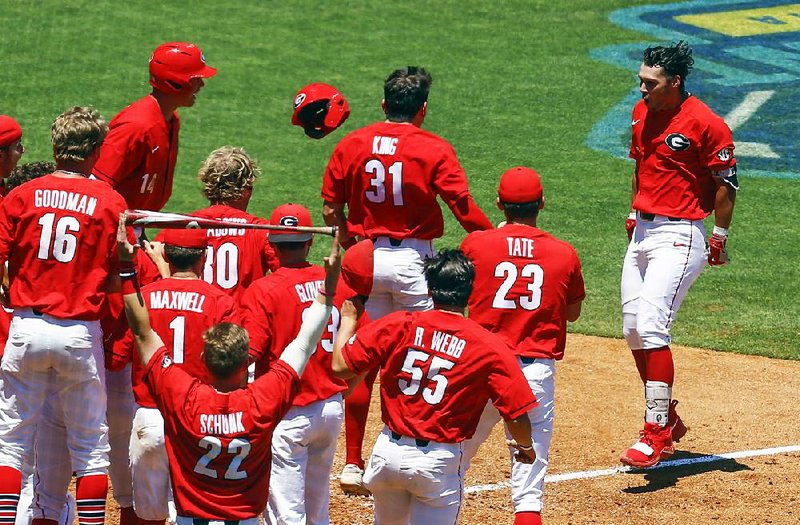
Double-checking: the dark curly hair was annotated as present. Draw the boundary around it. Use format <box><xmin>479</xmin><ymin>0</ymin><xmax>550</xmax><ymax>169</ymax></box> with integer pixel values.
<box><xmin>643</xmin><ymin>41</ymin><xmax>694</xmax><ymax>90</ymax></box>
<box><xmin>6</xmin><ymin>161</ymin><xmax>55</xmax><ymax>192</ymax></box>
<box><xmin>424</xmin><ymin>249</ymin><xmax>474</xmax><ymax>308</ymax></box>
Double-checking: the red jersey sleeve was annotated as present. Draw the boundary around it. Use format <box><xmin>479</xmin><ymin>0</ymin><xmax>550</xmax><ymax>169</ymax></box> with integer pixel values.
<box><xmin>144</xmin><ymin>347</ymin><xmax>196</xmax><ymax>416</ymax></box>
<box><xmin>432</xmin><ymin>144</ymin><xmax>492</xmax><ymax>232</ymax></box>
<box><xmin>239</xmin><ymin>281</ymin><xmax>274</xmax><ymax>361</ymax></box>
<box><xmin>486</xmin><ymin>338</ymin><xmax>538</xmax><ymax>420</ymax></box>
<box><xmin>321</xmin><ymin>145</ymin><xmax>346</xmax><ymax>203</ymax></box>
<box><xmin>93</xmin><ymin>126</ymin><xmax>148</xmax><ymax>187</ymax></box>
<box><xmin>341</xmin><ymin>312</ymin><xmax>405</xmax><ymax>375</ymax></box>
<box><xmin>0</xmin><ymin>193</ymin><xmax>20</xmax><ymax>264</ymax></box>
<box><xmin>701</xmin><ymin>117</ymin><xmax>736</xmax><ymax>170</ymax></box>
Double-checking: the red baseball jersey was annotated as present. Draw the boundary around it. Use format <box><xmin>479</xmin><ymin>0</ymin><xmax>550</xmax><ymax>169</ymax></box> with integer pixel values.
<box><xmin>461</xmin><ymin>224</ymin><xmax>585</xmax><ymax>360</ymax></box>
<box><xmin>0</xmin><ymin>174</ymin><xmax>127</xmax><ymax>320</ymax></box>
<box><xmin>92</xmin><ymin>95</ymin><xmax>180</xmax><ymax>211</ymax></box>
<box><xmin>239</xmin><ymin>264</ymin><xmax>353</xmax><ymax>406</ymax></box>
<box><xmin>629</xmin><ymin>96</ymin><xmax>736</xmax><ymax>220</ymax></box>
<box><xmin>124</xmin><ymin>278</ymin><xmax>237</xmax><ymax>407</ymax></box>
<box><xmin>341</xmin><ymin>309</ymin><xmax>537</xmax><ymax>443</ymax></box>
<box><xmin>145</xmin><ymin>347</ymin><xmax>299</xmax><ymax>519</ymax></box>
<box><xmin>322</xmin><ymin>121</ymin><xmax>492</xmax><ymax>239</ymax></box>
<box><xmin>190</xmin><ymin>205</ymin><xmax>278</xmax><ymax>300</ymax></box>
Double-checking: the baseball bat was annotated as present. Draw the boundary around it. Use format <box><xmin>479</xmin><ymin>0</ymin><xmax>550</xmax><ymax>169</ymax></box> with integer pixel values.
<box><xmin>124</xmin><ymin>210</ymin><xmax>337</xmax><ymax>237</ymax></box>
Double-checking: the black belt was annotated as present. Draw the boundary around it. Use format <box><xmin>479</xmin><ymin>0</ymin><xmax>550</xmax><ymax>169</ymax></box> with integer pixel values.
<box><xmin>32</xmin><ymin>308</ymin><xmax>44</xmax><ymax>316</ymax></box>
<box><xmin>191</xmin><ymin>520</ymin><xmax>242</xmax><ymax>525</ymax></box>
<box><xmin>390</xmin><ymin>431</ymin><xmax>429</xmax><ymax>447</ymax></box>
<box><xmin>520</xmin><ymin>356</ymin><xmax>538</xmax><ymax>365</ymax></box>
<box><xmin>639</xmin><ymin>213</ymin><xmax>682</xmax><ymax>222</ymax></box>
<box><xmin>388</xmin><ymin>238</ymin><xmax>402</xmax><ymax>247</ymax></box>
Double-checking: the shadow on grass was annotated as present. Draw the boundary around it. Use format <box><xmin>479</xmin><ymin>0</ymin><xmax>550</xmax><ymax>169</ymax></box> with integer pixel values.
<box><xmin>622</xmin><ymin>450</ymin><xmax>752</xmax><ymax>493</ymax></box>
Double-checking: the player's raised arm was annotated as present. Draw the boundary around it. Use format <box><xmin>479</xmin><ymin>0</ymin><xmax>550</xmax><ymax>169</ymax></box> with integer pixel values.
<box><xmin>331</xmin><ymin>298</ymin><xmax>363</xmax><ymax>379</ymax></box>
<box><xmin>279</xmin><ymin>230</ymin><xmax>341</xmax><ymax>375</ymax></box>
<box><xmin>117</xmin><ymin>213</ymin><xmax>164</xmax><ymax>366</ymax></box>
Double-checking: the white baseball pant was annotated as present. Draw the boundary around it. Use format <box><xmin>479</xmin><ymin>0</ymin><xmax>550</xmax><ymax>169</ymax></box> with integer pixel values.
<box><xmin>621</xmin><ymin>216</ymin><xmax>707</xmax><ymax>349</ymax></box>
<box><xmin>462</xmin><ymin>357</ymin><xmax>555</xmax><ymax>513</ymax></box>
<box><xmin>0</xmin><ymin>309</ymin><xmax>110</xmax><ymax>477</ymax></box>
<box><xmin>364</xmin><ymin>427</ymin><xmax>465</xmax><ymax>525</ymax></box>
<box><xmin>265</xmin><ymin>394</ymin><xmax>343</xmax><ymax>525</ymax></box>
<box><xmin>106</xmin><ymin>365</ymin><xmax>137</xmax><ymax>510</ymax></box>
<box><xmin>366</xmin><ymin>237</ymin><xmax>434</xmax><ymax>320</ymax></box>
<box><xmin>130</xmin><ymin>406</ymin><xmax>172</xmax><ymax>521</ymax></box>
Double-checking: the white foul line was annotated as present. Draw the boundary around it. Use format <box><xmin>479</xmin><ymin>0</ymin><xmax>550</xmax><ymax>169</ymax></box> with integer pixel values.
<box><xmin>464</xmin><ymin>444</ymin><xmax>800</xmax><ymax>494</ymax></box>
<box><xmin>724</xmin><ymin>90</ymin><xmax>773</xmax><ymax>131</ymax></box>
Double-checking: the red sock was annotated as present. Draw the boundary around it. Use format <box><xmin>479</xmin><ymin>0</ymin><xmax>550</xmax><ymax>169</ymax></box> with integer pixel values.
<box><xmin>138</xmin><ymin>520</ymin><xmax>165</xmax><ymax>525</ymax></box>
<box><xmin>75</xmin><ymin>473</ymin><xmax>108</xmax><ymax>525</ymax></box>
<box><xmin>0</xmin><ymin>466</ymin><xmax>22</xmax><ymax>525</ymax></box>
<box><xmin>514</xmin><ymin>511</ymin><xmax>542</xmax><ymax>525</ymax></box>
<box><xmin>643</xmin><ymin>346</ymin><xmax>674</xmax><ymax>385</ymax></box>
<box><xmin>32</xmin><ymin>520</ymin><xmax>58</xmax><ymax>525</ymax></box>
<box><xmin>120</xmin><ymin>507</ymin><xmax>137</xmax><ymax>525</ymax></box>
<box><xmin>344</xmin><ymin>368</ymin><xmax>378</xmax><ymax>468</ymax></box>
<box><xmin>630</xmin><ymin>349</ymin><xmax>647</xmax><ymax>384</ymax></box>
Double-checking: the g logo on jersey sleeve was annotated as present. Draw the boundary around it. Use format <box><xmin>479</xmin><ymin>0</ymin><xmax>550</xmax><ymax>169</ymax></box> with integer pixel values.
<box><xmin>162</xmin><ymin>354</ymin><xmax>173</xmax><ymax>368</ymax></box>
<box><xmin>665</xmin><ymin>133</ymin><xmax>691</xmax><ymax>152</ymax></box>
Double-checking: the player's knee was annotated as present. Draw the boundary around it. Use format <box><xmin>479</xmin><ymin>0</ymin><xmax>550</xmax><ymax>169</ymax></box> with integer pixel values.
<box><xmin>622</xmin><ymin>312</ymin><xmax>642</xmax><ymax>349</ymax></box>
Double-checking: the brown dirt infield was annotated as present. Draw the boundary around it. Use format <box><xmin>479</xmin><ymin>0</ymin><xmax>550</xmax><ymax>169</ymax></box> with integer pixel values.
<box><xmin>326</xmin><ymin>334</ymin><xmax>800</xmax><ymax>525</ymax></box>
<box><xmin>98</xmin><ymin>334</ymin><xmax>799</xmax><ymax>525</ymax></box>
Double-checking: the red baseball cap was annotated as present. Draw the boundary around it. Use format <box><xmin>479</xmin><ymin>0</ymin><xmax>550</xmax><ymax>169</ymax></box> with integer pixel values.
<box><xmin>0</xmin><ymin>116</ymin><xmax>22</xmax><ymax>148</ymax></box>
<box><xmin>269</xmin><ymin>203</ymin><xmax>313</xmax><ymax>243</ymax></box>
<box><xmin>498</xmin><ymin>167</ymin><xmax>543</xmax><ymax>204</ymax></box>
<box><xmin>341</xmin><ymin>239</ymin><xmax>374</xmax><ymax>297</ymax></box>
<box><xmin>162</xmin><ymin>227</ymin><xmax>208</xmax><ymax>249</ymax></box>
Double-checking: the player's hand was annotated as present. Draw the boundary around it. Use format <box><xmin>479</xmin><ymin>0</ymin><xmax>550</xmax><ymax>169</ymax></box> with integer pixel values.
<box><xmin>625</xmin><ymin>212</ymin><xmax>636</xmax><ymax>240</ymax></box>
<box><xmin>506</xmin><ymin>439</ymin><xmax>536</xmax><ymax>464</ymax></box>
<box><xmin>143</xmin><ymin>241</ymin><xmax>170</xmax><ymax>278</ymax></box>
<box><xmin>340</xmin><ymin>297</ymin><xmax>365</xmax><ymax>321</ymax></box>
<box><xmin>323</xmin><ymin>228</ymin><xmax>342</xmax><ymax>297</ymax></box>
<box><xmin>117</xmin><ymin>212</ymin><xmax>139</xmax><ymax>264</ymax></box>
<box><xmin>708</xmin><ymin>232</ymin><xmax>729</xmax><ymax>266</ymax></box>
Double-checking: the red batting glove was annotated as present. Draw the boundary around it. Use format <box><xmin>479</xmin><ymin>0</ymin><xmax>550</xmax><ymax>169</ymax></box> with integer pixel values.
<box><xmin>708</xmin><ymin>229</ymin><xmax>729</xmax><ymax>266</ymax></box>
<box><xmin>625</xmin><ymin>212</ymin><xmax>637</xmax><ymax>240</ymax></box>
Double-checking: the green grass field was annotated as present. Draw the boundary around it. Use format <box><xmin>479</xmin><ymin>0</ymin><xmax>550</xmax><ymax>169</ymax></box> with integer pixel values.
<box><xmin>2</xmin><ymin>0</ymin><xmax>797</xmax><ymax>359</ymax></box>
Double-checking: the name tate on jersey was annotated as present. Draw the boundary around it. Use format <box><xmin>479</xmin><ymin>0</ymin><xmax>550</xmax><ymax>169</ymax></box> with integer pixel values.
<box><xmin>372</xmin><ymin>136</ymin><xmax>398</xmax><ymax>155</ymax></box>
<box><xmin>207</xmin><ymin>217</ymin><xmax>246</xmax><ymax>237</ymax></box>
<box><xmin>295</xmin><ymin>280</ymin><xmax>323</xmax><ymax>303</ymax></box>
<box><xmin>34</xmin><ymin>189</ymin><xmax>98</xmax><ymax>216</ymax></box>
<box><xmin>413</xmin><ymin>327</ymin><xmax>466</xmax><ymax>359</ymax></box>
<box><xmin>199</xmin><ymin>412</ymin><xmax>245</xmax><ymax>435</ymax></box>
<box><xmin>507</xmin><ymin>237</ymin><xmax>535</xmax><ymax>258</ymax></box>
<box><xmin>149</xmin><ymin>290</ymin><xmax>207</xmax><ymax>313</ymax></box>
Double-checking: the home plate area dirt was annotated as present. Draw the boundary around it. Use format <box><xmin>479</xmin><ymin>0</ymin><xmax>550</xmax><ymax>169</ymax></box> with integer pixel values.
<box><xmin>98</xmin><ymin>334</ymin><xmax>799</xmax><ymax>525</ymax></box>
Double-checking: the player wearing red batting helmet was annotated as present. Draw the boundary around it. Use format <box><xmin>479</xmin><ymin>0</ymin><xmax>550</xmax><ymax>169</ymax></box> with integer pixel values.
<box><xmin>0</xmin><ymin>116</ymin><xmax>24</xmax><ymax>192</ymax></box>
<box><xmin>93</xmin><ymin>42</ymin><xmax>217</xmax><ymax>212</ymax></box>
<box><xmin>291</xmin><ymin>83</ymin><xmax>350</xmax><ymax>139</ymax></box>
<box><xmin>461</xmin><ymin>167</ymin><xmax>585</xmax><ymax>525</ymax></box>
<box><xmin>91</xmin><ymin>42</ymin><xmax>216</xmax><ymax>524</ymax></box>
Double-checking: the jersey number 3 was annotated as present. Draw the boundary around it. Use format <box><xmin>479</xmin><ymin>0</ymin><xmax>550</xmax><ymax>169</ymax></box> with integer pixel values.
<box><xmin>492</xmin><ymin>261</ymin><xmax>544</xmax><ymax>311</ymax></box>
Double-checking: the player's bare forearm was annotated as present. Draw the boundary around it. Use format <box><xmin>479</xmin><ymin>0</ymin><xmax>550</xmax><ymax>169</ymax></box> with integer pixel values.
<box><xmin>117</xmin><ymin>213</ymin><xmax>163</xmax><ymax>366</ymax></box>
<box><xmin>332</xmin><ymin>297</ymin><xmax>363</xmax><ymax>379</ymax></box>
<box><xmin>322</xmin><ymin>201</ymin><xmax>354</xmax><ymax>247</ymax></box>
<box><xmin>566</xmin><ymin>301</ymin><xmax>582</xmax><ymax>323</ymax></box>
<box><xmin>713</xmin><ymin>182</ymin><xmax>736</xmax><ymax>229</ymax></box>
<box><xmin>504</xmin><ymin>413</ymin><xmax>536</xmax><ymax>463</ymax></box>
<box><xmin>630</xmin><ymin>166</ymin><xmax>639</xmax><ymax>209</ymax></box>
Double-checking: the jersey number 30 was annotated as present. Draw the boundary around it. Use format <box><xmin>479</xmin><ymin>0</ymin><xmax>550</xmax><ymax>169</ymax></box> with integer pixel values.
<box><xmin>492</xmin><ymin>261</ymin><xmax>544</xmax><ymax>311</ymax></box>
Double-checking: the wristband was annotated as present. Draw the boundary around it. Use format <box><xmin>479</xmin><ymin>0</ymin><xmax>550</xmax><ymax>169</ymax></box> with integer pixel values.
<box><xmin>628</xmin><ymin>211</ymin><xmax>637</xmax><ymax>220</ymax></box>
<box><xmin>517</xmin><ymin>443</ymin><xmax>533</xmax><ymax>451</ymax></box>
<box><xmin>119</xmin><ymin>270</ymin><xmax>137</xmax><ymax>280</ymax></box>
<box><xmin>712</xmin><ymin>225</ymin><xmax>729</xmax><ymax>237</ymax></box>
<box><xmin>320</xmin><ymin>288</ymin><xmax>337</xmax><ymax>298</ymax></box>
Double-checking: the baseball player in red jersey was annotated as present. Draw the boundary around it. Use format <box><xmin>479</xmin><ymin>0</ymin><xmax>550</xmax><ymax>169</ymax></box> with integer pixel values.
<box><xmin>191</xmin><ymin>146</ymin><xmax>278</xmax><ymax>300</ymax></box>
<box><xmin>620</xmin><ymin>41</ymin><xmax>738</xmax><ymax>468</ymax></box>
<box><xmin>116</xmin><ymin>214</ymin><xmax>342</xmax><ymax>523</ymax></box>
<box><xmin>0</xmin><ymin>116</ymin><xmax>24</xmax><ymax>191</ymax></box>
<box><xmin>322</xmin><ymin>66</ymin><xmax>493</xmax><ymax>489</ymax></box>
<box><xmin>332</xmin><ymin>250</ymin><xmax>538</xmax><ymax>525</ymax></box>
<box><xmin>92</xmin><ymin>41</ymin><xmax>217</xmax><ymax>211</ymax></box>
<box><xmin>460</xmin><ymin>168</ymin><xmax>585</xmax><ymax>525</ymax></box>
<box><xmin>117</xmin><ymin>228</ymin><xmax>237</xmax><ymax>525</ymax></box>
<box><xmin>0</xmin><ymin>106</ymin><xmax>126</xmax><ymax>525</ymax></box>
<box><xmin>240</xmin><ymin>203</ymin><xmax>361</xmax><ymax>524</ymax></box>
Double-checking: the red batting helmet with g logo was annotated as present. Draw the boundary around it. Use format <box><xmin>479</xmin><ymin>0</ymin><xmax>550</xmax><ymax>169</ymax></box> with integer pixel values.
<box><xmin>291</xmin><ymin>83</ymin><xmax>350</xmax><ymax>139</ymax></box>
<box><xmin>149</xmin><ymin>42</ymin><xmax>217</xmax><ymax>94</ymax></box>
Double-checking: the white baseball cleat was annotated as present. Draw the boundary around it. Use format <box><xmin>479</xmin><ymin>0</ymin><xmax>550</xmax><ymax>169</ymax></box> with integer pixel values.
<box><xmin>339</xmin><ymin>463</ymin><xmax>371</xmax><ymax>496</ymax></box>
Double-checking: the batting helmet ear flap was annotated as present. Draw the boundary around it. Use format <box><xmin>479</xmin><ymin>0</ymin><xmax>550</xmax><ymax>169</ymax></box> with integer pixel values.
<box><xmin>303</xmin><ymin>126</ymin><xmax>328</xmax><ymax>140</ymax></box>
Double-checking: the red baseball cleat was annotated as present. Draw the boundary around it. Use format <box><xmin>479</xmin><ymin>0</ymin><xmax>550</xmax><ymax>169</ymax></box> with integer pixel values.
<box><xmin>620</xmin><ymin>423</ymin><xmax>675</xmax><ymax>468</ymax></box>
<box><xmin>669</xmin><ymin>400</ymin><xmax>687</xmax><ymax>442</ymax></box>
